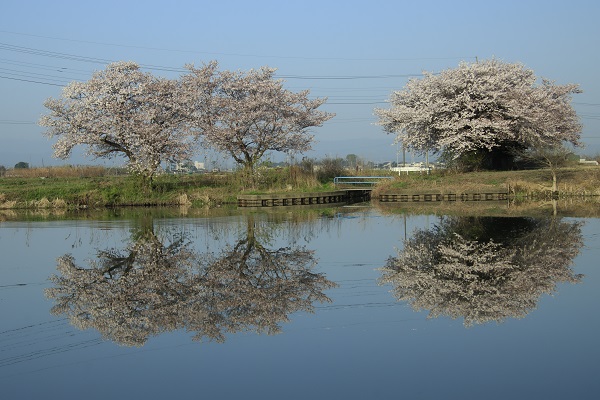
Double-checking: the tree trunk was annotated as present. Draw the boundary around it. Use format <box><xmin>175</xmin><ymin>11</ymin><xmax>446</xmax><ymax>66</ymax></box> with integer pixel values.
<box><xmin>242</xmin><ymin>163</ymin><xmax>256</xmax><ymax>189</ymax></box>
<box><xmin>551</xmin><ymin>170</ymin><xmax>558</xmax><ymax>199</ymax></box>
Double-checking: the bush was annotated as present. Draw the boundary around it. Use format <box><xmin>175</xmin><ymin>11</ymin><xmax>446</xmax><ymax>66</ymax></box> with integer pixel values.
<box><xmin>316</xmin><ymin>157</ymin><xmax>346</xmax><ymax>183</ymax></box>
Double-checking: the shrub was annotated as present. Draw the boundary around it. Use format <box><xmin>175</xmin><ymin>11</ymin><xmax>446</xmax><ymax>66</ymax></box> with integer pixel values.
<box><xmin>316</xmin><ymin>157</ymin><xmax>346</xmax><ymax>183</ymax></box>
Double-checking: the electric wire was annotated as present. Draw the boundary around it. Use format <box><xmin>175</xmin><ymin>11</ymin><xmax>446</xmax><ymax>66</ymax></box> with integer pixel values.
<box><xmin>0</xmin><ymin>29</ymin><xmax>476</xmax><ymax>62</ymax></box>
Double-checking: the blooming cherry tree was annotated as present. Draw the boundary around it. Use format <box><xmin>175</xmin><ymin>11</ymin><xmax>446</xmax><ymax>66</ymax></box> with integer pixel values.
<box><xmin>40</xmin><ymin>62</ymin><xmax>212</xmax><ymax>181</ymax></box>
<box><xmin>375</xmin><ymin>59</ymin><xmax>582</xmax><ymax>169</ymax></box>
<box><xmin>188</xmin><ymin>66</ymin><xmax>334</xmax><ymax>181</ymax></box>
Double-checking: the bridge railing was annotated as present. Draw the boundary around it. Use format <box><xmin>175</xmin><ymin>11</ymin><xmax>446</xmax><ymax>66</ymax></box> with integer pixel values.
<box><xmin>333</xmin><ymin>176</ymin><xmax>394</xmax><ymax>188</ymax></box>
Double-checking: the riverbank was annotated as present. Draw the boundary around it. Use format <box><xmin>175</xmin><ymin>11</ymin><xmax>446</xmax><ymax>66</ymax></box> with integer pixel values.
<box><xmin>0</xmin><ymin>173</ymin><xmax>233</xmax><ymax>209</ymax></box>
<box><xmin>372</xmin><ymin>166</ymin><xmax>600</xmax><ymax>199</ymax></box>
<box><xmin>1</xmin><ymin>166</ymin><xmax>599</xmax><ymax>210</ymax></box>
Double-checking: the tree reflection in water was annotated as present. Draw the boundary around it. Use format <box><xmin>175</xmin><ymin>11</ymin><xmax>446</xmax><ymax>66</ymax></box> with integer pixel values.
<box><xmin>45</xmin><ymin>216</ymin><xmax>336</xmax><ymax>346</ymax></box>
<box><xmin>380</xmin><ymin>216</ymin><xmax>584</xmax><ymax>326</ymax></box>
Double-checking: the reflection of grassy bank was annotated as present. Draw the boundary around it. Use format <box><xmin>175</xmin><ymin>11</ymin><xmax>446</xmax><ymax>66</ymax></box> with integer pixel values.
<box><xmin>0</xmin><ymin>205</ymin><xmax>231</xmax><ymax>223</ymax></box>
<box><xmin>374</xmin><ymin>197</ymin><xmax>600</xmax><ymax>218</ymax></box>
<box><xmin>0</xmin><ymin>203</ymin><xmax>363</xmax><ymax>223</ymax></box>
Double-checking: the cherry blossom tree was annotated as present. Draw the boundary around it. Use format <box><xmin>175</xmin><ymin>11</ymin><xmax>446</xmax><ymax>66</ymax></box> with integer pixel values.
<box><xmin>39</xmin><ymin>62</ymin><xmax>216</xmax><ymax>181</ymax></box>
<box><xmin>186</xmin><ymin>65</ymin><xmax>334</xmax><ymax>183</ymax></box>
<box><xmin>375</xmin><ymin>59</ymin><xmax>582</xmax><ymax>170</ymax></box>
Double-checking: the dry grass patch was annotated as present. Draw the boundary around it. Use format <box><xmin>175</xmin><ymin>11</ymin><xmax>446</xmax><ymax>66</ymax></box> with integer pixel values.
<box><xmin>374</xmin><ymin>167</ymin><xmax>600</xmax><ymax>199</ymax></box>
<box><xmin>7</xmin><ymin>166</ymin><xmax>109</xmax><ymax>178</ymax></box>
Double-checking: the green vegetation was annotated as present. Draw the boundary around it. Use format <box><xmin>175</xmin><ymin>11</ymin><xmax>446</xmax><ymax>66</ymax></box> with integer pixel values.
<box><xmin>0</xmin><ymin>165</ymin><xmax>335</xmax><ymax>209</ymax></box>
<box><xmin>1</xmin><ymin>164</ymin><xmax>599</xmax><ymax>210</ymax></box>
<box><xmin>14</xmin><ymin>161</ymin><xmax>29</xmax><ymax>169</ymax></box>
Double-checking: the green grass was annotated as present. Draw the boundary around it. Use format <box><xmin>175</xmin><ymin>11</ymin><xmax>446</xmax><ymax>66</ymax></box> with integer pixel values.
<box><xmin>2</xmin><ymin>166</ymin><xmax>600</xmax><ymax>210</ymax></box>
<box><xmin>0</xmin><ymin>174</ymin><xmax>218</xmax><ymax>208</ymax></box>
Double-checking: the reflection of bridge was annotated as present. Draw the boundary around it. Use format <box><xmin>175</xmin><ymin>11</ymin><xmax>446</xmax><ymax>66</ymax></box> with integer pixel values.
<box><xmin>379</xmin><ymin>192</ymin><xmax>509</xmax><ymax>202</ymax></box>
<box><xmin>237</xmin><ymin>189</ymin><xmax>371</xmax><ymax>207</ymax></box>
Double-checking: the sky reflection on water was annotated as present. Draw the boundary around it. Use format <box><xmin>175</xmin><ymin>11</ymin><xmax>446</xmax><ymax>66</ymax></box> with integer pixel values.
<box><xmin>1</xmin><ymin>208</ymin><xmax>599</xmax><ymax>400</ymax></box>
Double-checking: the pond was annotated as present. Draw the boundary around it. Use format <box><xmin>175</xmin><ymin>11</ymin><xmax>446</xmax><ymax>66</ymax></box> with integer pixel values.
<box><xmin>1</xmin><ymin>205</ymin><xmax>599</xmax><ymax>399</ymax></box>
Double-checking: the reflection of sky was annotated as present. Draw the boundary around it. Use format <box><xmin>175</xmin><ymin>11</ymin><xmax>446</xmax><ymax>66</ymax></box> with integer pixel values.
<box><xmin>1</xmin><ymin>213</ymin><xmax>599</xmax><ymax>400</ymax></box>
<box><xmin>0</xmin><ymin>222</ymin><xmax>121</xmax><ymax>324</ymax></box>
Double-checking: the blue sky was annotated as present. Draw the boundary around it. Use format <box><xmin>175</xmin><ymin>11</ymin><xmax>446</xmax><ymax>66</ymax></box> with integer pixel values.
<box><xmin>1</xmin><ymin>0</ymin><xmax>599</xmax><ymax>168</ymax></box>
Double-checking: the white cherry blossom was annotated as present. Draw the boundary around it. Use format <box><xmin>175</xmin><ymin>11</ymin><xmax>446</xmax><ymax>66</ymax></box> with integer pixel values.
<box><xmin>375</xmin><ymin>59</ymin><xmax>582</xmax><ymax>165</ymax></box>
<box><xmin>40</xmin><ymin>62</ymin><xmax>216</xmax><ymax>180</ymax></box>
<box><xmin>185</xmin><ymin>65</ymin><xmax>335</xmax><ymax>179</ymax></box>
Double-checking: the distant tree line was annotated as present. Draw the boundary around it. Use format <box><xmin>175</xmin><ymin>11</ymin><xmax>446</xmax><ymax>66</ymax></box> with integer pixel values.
<box><xmin>0</xmin><ymin>162</ymin><xmax>28</xmax><ymax>176</ymax></box>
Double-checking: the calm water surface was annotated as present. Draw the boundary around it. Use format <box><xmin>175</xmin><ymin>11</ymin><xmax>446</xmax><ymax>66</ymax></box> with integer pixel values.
<box><xmin>1</xmin><ymin>207</ymin><xmax>599</xmax><ymax>399</ymax></box>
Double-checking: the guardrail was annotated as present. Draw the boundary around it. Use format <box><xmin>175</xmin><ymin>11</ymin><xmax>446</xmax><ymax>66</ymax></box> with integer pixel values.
<box><xmin>333</xmin><ymin>176</ymin><xmax>394</xmax><ymax>187</ymax></box>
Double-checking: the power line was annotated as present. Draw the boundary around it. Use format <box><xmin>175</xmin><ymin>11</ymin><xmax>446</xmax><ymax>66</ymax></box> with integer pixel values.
<box><xmin>0</xmin><ymin>38</ymin><xmax>597</xmax><ymax>114</ymax></box>
<box><xmin>0</xmin><ymin>75</ymin><xmax>64</xmax><ymax>86</ymax></box>
<box><xmin>0</xmin><ymin>67</ymin><xmax>73</xmax><ymax>83</ymax></box>
<box><xmin>327</xmin><ymin>101</ymin><xmax>387</xmax><ymax>105</ymax></box>
<box><xmin>277</xmin><ymin>73</ymin><xmax>424</xmax><ymax>80</ymax></box>
<box><xmin>0</xmin><ymin>42</ymin><xmax>434</xmax><ymax>84</ymax></box>
<box><xmin>0</xmin><ymin>58</ymin><xmax>91</xmax><ymax>74</ymax></box>
<box><xmin>574</xmin><ymin>102</ymin><xmax>600</xmax><ymax>106</ymax></box>
<box><xmin>0</xmin><ymin>42</ymin><xmax>189</xmax><ymax>74</ymax></box>
<box><xmin>0</xmin><ymin>42</ymin><xmax>114</xmax><ymax>65</ymax></box>
<box><xmin>0</xmin><ymin>29</ymin><xmax>476</xmax><ymax>63</ymax></box>
<box><xmin>0</xmin><ymin>120</ymin><xmax>37</xmax><ymax>125</ymax></box>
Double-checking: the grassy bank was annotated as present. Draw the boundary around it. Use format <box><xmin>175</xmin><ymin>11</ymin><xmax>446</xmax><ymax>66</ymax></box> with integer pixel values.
<box><xmin>0</xmin><ymin>174</ymin><xmax>240</xmax><ymax>209</ymax></box>
<box><xmin>372</xmin><ymin>166</ymin><xmax>600</xmax><ymax>199</ymax></box>
<box><xmin>1</xmin><ymin>165</ymin><xmax>599</xmax><ymax>210</ymax></box>
<box><xmin>0</xmin><ymin>165</ymin><xmax>336</xmax><ymax>209</ymax></box>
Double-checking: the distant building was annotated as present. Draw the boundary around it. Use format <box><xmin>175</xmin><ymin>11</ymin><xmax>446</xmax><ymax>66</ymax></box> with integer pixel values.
<box><xmin>579</xmin><ymin>158</ymin><xmax>599</xmax><ymax>166</ymax></box>
<box><xmin>169</xmin><ymin>160</ymin><xmax>199</xmax><ymax>174</ymax></box>
<box><xmin>390</xmin><ymin>162</ymin><xmax>438</xmax><ymax>175</ymax></box>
